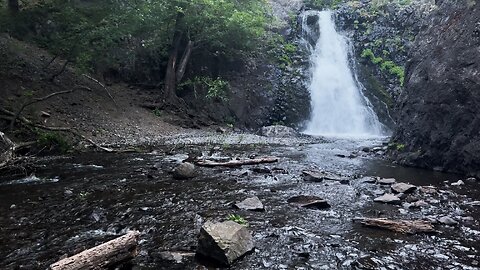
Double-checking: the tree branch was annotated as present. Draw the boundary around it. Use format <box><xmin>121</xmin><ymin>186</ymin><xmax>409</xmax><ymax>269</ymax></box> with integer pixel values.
<box><xmin>82</xmin><ymin>74</ymin><xmax>118</xmax><ymax>106</ymax></box>
<box><xmin>8</xmin><ymin>85</ymin><xmax>92</xmax><ymax>130</ymax></box>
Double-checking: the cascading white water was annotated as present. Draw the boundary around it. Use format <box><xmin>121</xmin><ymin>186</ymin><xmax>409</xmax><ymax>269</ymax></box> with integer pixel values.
<box><xmin>303</xmin><ymin>10</ymin><xmax>384</xmax><ymax>137</ymax></box>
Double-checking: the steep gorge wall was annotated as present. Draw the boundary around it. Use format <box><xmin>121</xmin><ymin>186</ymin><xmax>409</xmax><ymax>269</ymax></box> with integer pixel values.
<box><xmin>393</xmin><ymin>0</ymin><xmax>480</xmax><ymax>176</ymax></box>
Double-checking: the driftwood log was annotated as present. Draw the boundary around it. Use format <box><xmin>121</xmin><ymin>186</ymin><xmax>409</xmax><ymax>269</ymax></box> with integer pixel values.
<box><xmin>49</xmin><ymin>231</ymin><xmax>140</xmax><ymax>270</ymax></box>
<box><xmin>0</xmin><ymin>131</ymin><xmax>16</xmax><ymax>167</ymax></box>
<box><xmin>355</xmin><ymin>218</ymin><xmax>437</xmax><ymax>234</ymax></box>
<box><xmin>195</xmin><ymin>157</ymin><xmax>279</xmax><ymax>167</ymax></box>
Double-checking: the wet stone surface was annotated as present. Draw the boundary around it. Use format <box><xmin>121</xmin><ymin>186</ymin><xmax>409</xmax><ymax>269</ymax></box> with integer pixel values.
<box><xmin>0</xmin><ymin>135</ymin><xmax>479</xmax><ymax>269</ymax></box>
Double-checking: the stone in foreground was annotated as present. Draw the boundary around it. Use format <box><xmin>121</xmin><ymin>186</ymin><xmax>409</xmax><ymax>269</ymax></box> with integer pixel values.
<box><xmin>196</xmin><ymin>221</ymin><xmax>254</xmax><ymax>266</ymax></box>
<box><xmin>234</xmin><ymin>196</ymin><xmax>265</xmax><ymax>211</ymax></box>
<box><xmin>287</xmin><ymin>195</ymin><xmax>331</xmax><ymax>209</ymax></box>
<box><xmin>391</xmin><ymin>183</ymin><xmax>417</xmax><ymax>194</ymax></box>
<box><xmin>374</xmin><ymin>194</ymin><xmax>401</xmax><ymax>204</ymax></box>
<box><xmin>173</xmin><ymin>162</ymin><xmax>196</xmax><ymax>179</ymax></box>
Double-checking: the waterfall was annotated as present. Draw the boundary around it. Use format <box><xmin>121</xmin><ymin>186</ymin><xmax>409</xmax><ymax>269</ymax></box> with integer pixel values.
<box><xmin>302</xmin><ymin>10</ymin><xmax>384</xmax><ymax>137</ymax></box>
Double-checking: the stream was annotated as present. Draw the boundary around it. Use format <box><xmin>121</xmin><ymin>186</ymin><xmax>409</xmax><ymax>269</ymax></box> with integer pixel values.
<box><xmin>0</xmin><ymin>133</ymin><xmax>479</xmax><ymax>269</ymax></box>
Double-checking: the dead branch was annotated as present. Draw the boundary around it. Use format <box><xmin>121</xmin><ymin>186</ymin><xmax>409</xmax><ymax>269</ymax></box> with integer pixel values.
<box><xmin>1</xmin><ymin>108</ymin><xmax>113</xmax><ymax>152</ymax></box>
<box><xmin>49</xmin><ymin>231</ymin><xmax>140</xmax><ymax>270</ymax></box>
<box><xmin>8</xmin><ymin>85</ymin><xmax>92</xmax><ymax>130</ymax></box>
<box><xmin>195</xmin><ymin>156</ymin><xmax>279</xmax><ymax>167</ymax></box>
<box><xmin>82</xmin><ymin>74</ymin><xmax>118</xmax><ymax>106</ymax></box>
<box><xmin>354</xmin><ymin>218</ymin><xmax>437</xmax><ymax>234</ymax></box>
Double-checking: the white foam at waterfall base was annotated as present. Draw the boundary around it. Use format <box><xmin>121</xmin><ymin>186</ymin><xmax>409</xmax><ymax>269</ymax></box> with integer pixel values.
<box><xmin>303</xmin><ymin>10</ymin><xmax>385</xmax><ymax>138</ymax></box>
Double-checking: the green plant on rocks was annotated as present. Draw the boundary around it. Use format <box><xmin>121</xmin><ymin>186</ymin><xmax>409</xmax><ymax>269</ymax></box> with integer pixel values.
<box><xmin>227</xmin><ymin>214</ymin><xmax>249</xmax><ymax>226</ymax></box>
<box><xmin>361</xmin><ymin>48</ymin><xmax>405</xmax><ymax>86</ymax></box>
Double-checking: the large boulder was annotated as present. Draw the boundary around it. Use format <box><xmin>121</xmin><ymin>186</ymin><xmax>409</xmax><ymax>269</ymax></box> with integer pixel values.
<box><xmin>393</xmin><ymin>1</ymin><xmax>480</xmax><ymax>177</ymax></box>
<box><xmin>196</xmin><ymin>221</ymin><xmax>254</xmax><ymax>266</ymax></box>
<box><xmin>172</xmin><ymin>162</ymin><xmax>196</xmax><ymax>179</ymax></box>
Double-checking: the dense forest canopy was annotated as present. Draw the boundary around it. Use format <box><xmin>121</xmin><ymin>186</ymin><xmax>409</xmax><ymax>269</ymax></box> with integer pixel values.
<box><xmin>0</xmin><ymin>0</ymin><xmax>270</xmax><ymax>100</ymax></box>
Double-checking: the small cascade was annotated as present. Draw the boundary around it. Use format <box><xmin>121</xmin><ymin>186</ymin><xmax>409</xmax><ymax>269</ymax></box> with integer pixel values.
<box><xmin>302</xmin><ymin>10</ymin><xmax>384</xmax><ymax>137</ymax></box>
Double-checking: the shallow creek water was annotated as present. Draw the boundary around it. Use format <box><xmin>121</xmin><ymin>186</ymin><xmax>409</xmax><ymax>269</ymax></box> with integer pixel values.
<box><xmin>0</xmin><ymin>135</ymin><xmax>479</xmax><ymax>269</ymax></box>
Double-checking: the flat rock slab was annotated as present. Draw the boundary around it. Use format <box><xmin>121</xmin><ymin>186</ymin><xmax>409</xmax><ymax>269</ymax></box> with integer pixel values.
<box><xmin>287</xmin><ymin>195</ymin><xmax>331</xmax><ymax>209</ymax></box>
<box><xmin>234</xmin><ymin>196</ymin><xmax>264</xmax><ymax>211</ymax></box>
<box><xmin>374</xmin><ymin>193</ymin><xmax>401</xmax><ymax>204</ymax></box>
<box><xmin>438</xmin><ymin>216</ymin><xmax>458</xmax><ymax>226</ymax></box>
<box><xmin>377</xmin><ymin>178</ymin><xmax>396</xmax><ymax>185</ymax></box>
<box><xmin>197</xmin><ymin>221</ymin><xmax>254</xmax><ymax>266</ymax></box>
<box><xmin>391</xmin><ymin>183</ymin><xmax>417</xmax><ymax>194</ymax></box>
<box><xmin>357</xmin><ymin>218</ymin><xmax>436</xmax><ymax>234</ymax></box>
<box><xmin>302</xmin><ymin>170</ymin><xmax>344</xmax><ymax>182</ymax></box>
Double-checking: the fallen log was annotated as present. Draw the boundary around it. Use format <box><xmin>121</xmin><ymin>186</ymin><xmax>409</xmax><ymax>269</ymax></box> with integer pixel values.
<box><xmin>50</xmin><ymin>231</ymin><xmax>140</xmax><ymax>270</ymax></box>
<box><xmin>195</xmin><ymin>157</ymin><xmax>279</xmax><ymax>167</ymax></box>
<box><xmin>0</xmin><ymin>131</ymin><xmax>16</xmax><ymax>167</ymax></box>
<box><xmin>354</xmin><ymin>218</ymin><xmax>437</xmax><ymax>234</ymax></box>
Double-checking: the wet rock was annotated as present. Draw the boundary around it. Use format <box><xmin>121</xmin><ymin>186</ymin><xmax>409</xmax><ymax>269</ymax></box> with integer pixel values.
<box><xmin>374</xmin><ymin>194</ymin><xmax>401</xmax><ymax>204</ymax></box>
<box><xmin>438</xmin><ymin>216</ymin><xmax>458</xmax><ymax>226</ymax></box>
<box><xmin>340</xmin><ymin>179</ymin><xmax>350</xmax><ymax>185</ymax></box>
<box><xmin>260</xmin><ymin>125</ymin><xmax>297</xmax><ymax>137</ymax></box>
<box><xmin>410</xmin><ymin>200</ymin><xmax>429</xmax><ymax>208</ymax></box>
<box><xmin>287</xmin><ymin>195</ymin><xmax>331</xmax><ymax>209</ymax></box>
<box><xmin>451</xmin><ymin>180</ymin><xmax>464</xmax><ymax>186</ymax></box>
<box><xmin>234</xmin><ymin>196</ymin><xmax>265</xmax><ymax>211</ymax></box>
<box><xmin>159</xmin><ymin>251</ymin><xmax>195</xmax><ymax>264</ymax></box>
<box><xmin>377</xmin><ymin>178</ymin><xmax>396</xmax><ymax>185</ymax></box>
<box><xmin>352</xmin><ymin>256</ymin><xmax>381</xmax><ymax>269</ymax></box>
<box><xmin>302</xmin><ymin>170</ymin><xmax>343</xmax><ymax>182</ymax></box>
<box><xmin>252</xmin><ymin>167</ymin><xmax>271</xmax><ymax>174</ymax></box>
<box><xmin>419</xmin><ymin>186</ymin><xmax>437</xmax><ymax>194</ymax></box>
<box><xmin>173</xmin><ymin>162</ymin><xmax>196</xmax><ymax>179</ymax></box>
<box><xmin>391</xmin><ymin>183</ymin><xmax>417</xmax><ymax>194</ymax></box>
<box><xmin>196</xmin><ymin>221</ymin><xmax>254</xmax><ymax>266</ymax></box>
<box><xmin>466</xmin><ymin>177</ymin><xmax>477</xmax><ymax>182</ymax></box>
<box><xmin>361</xmin><ymin>147</ymin><xmax>370</xmax><ymax>153</ymax></box>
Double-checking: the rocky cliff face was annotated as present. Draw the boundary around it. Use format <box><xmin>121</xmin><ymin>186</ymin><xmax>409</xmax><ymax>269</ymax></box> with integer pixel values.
<box><xmin>393</xmin><ymin>0</ymin><xmax>480</xmax><ymax>176</ymax></box>
<box><xmin>334</xmin><ymin>0</ymin><xmax>435</xmax><ymax>129</ymax></box>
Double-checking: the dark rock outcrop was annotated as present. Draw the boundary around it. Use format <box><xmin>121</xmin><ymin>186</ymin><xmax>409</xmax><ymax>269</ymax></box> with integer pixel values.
<box><xmin>393</xmin><ymin>0</ymin><xmax>480</xmax><ymax>177</ymax></box>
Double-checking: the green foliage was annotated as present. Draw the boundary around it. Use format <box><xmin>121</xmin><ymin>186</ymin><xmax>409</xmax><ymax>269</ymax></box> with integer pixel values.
<box><xmin>1</xmin><ymin>0</ymin><xmax>269</xmax><ymax>77</ymax></box>
<box><xmin>227</xmin><ymin>214</ymin><xmax>249</xmax><ymax>226</ymax></box>
<box><xmin>152</xmin><ymin>108</ymin><xmax>162</xmax><ymax>117</ymax></box>
<box><xmin>181</xmin><ymin>76</ymin><xmax>229</xmax><ymax>101</ymax></box>
<box><xmin>205</xmin><ymin>77</ymin><xmax>229</xmax><ymax>101</ymax></box>
<box><xmin>37</xmin><ymin>131</ymin><xmax>70</xmax><ymax>153</ymax></box>
<box><xmin>306</xmin><ymin>0</ymin><xmax>343</xmax><ymax>9</ymax></box>
<box><xmin>361</xmin><ymin>48</ymin><xmax>404</xmax><ymax>86</ymax></box>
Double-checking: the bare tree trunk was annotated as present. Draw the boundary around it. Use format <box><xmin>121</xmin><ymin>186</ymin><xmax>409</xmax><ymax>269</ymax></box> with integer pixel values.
<box><xmin>163</xmin><ymin>13</ymin><xmax>184</xmax><ymax>103</ymax></box>
<box><xmin>163</xmin><ymin>33</ymin><xmax>181</xmax><ymax>102</ymax></box>
<box><xmin>8</xmin><ymin>0</ymin><xmax>19</xmax><ymax>13</ymax></box>
<box><xmin>176</xmin><ymin>40</ymin><xmax>194</xmax><ymax>83</ymax></box>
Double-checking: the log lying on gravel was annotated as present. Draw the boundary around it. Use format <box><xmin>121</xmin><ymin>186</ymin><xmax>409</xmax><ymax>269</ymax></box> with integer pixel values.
<box><xmin>50</xmin><ymin>231</ymin><xmax>140</xmax><ymax>270</ymax></box>
<box><xmin>195</xmin><ymin>157</ymin><xmax>279</xmax><ymax>167</ymax></box>
<box><xmin>355</xmin><ymin>218</ymin><xmax>436</xmax><ymax>234</ymax></box>
<box><xmin>0</xmin><ymin>131</ymin><xmax>16</xmax><ymax>167</ymax></box>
